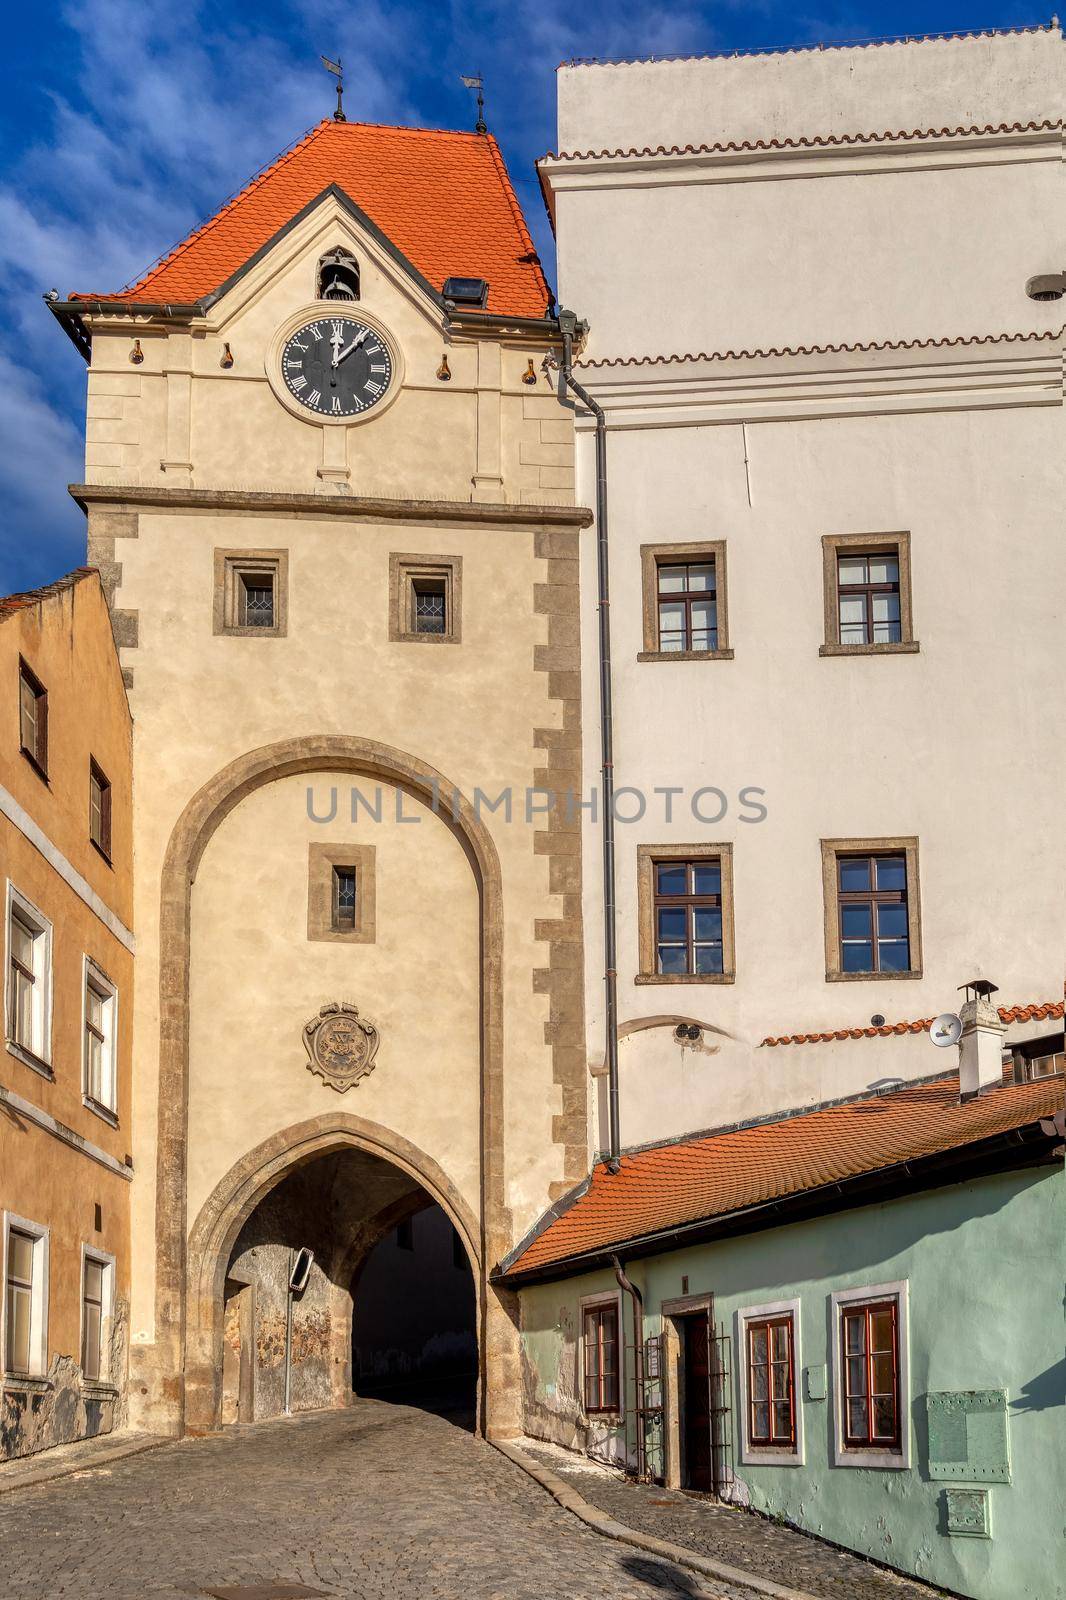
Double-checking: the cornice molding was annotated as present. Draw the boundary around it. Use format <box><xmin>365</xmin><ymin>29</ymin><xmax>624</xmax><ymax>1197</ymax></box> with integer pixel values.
<box><xmin>569</xmin><ymin>330</ymin><xmax>1064</xmax><ymax>429</ymax></box>
<box><xmin>538</xmin><ymin>122</ymin><xmax>1061</xmax><ymax>209</ymax></box>
<box><xmin>69</xmin><ymin>483</ymin><xmax>593</xmax><ymax>528</ymax></box>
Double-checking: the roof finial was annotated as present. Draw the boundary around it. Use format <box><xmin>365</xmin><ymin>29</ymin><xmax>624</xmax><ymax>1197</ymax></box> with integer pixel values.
<box><xmin>321</xmin><ymin>54</ymin><xmax>346</xmax><ymax>122</ymax></box>
<box><xmin>460</xmin><ymin>72</ymin><xmax>487</xmax><ymax>134</ymax></box>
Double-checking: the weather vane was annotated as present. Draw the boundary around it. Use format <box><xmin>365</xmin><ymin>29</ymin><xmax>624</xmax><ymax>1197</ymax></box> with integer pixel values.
<box><xmin>322</xmin><ymin>55</ymin><xmax>346</xmax><ymax>122</ymax></box>
<box><xmin>460</xmin><ymin>73</ymin><xmax>487</xmax><ymax>135</ymax></box>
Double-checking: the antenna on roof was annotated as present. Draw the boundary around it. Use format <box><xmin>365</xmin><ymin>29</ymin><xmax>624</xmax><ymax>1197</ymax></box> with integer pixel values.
<box><xmin>321</xmin><ymin>55</ymin><xmax>346</xmax><ymax>122</ymax></box>
<box><xmin>460</xmin><ymin>72</ymin><xmax>487</xmax><ymax>135</ymax></box>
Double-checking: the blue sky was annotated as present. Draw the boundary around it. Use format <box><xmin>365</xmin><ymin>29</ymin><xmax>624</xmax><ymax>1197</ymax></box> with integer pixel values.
<box><xmin>0</xmin><ymin>0</ymin><xmax>1041</xmax><ymax>593</ymax></box>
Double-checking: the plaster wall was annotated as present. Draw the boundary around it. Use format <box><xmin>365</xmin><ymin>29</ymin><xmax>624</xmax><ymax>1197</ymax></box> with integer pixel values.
<box><xmin>556</xmin><ymin>28</ymin><xmax>1063</xmax><ymax>154</ymax></box>
<box><xmin>572</xmin><ymin>395</ymin><xmax>1065</xmax><ymax>1148</ymax></box>
<box><xmin>519</xmin><ymin>1163</ymin><xmax>1065</xmax><ymax>1600</ymax></box>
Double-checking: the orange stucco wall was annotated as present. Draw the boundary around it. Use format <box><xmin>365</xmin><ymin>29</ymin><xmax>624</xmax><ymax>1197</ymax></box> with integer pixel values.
<box><xmin>0</xmin><ymin>573</ymin><xmax>133</xmax><ymax>1458</ymax></box>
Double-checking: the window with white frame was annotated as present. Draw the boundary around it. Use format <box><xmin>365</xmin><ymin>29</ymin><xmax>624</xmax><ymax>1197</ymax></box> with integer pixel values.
<box><xmin>3</xmin><ymin>1215</ymin><xmax>48</xmax><ymax>1377</ymax></box>
<box><xmin>830</xmin><ymin>1281</ymin><xmax>909</xmax><ymax>1469</ymax></box>
<box><xmin>736</xmin><ymin>1299</ymin><xmax>803</xmax><ymax>1465</ymax></box>
<box><xmin>83</xmin><ymin>960</ymin><xmax>118</xmax><ymax>1115</ymax></box>
<box><xmin>5</xmin><ymin>886</ymin><xmax>52</xmax><ymax>1068</ymax></box>
<box><xmin>81</xmin><ymin>1251</ymin><xmax>114</xmax><ymax>1383</ymax></box>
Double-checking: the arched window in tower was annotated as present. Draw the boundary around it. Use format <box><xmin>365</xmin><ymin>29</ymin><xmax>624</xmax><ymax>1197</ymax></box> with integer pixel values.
<box><xmin>317</xmin><ymin>248</ymin><xmax>360</xmax><ymax>302</ymax></box>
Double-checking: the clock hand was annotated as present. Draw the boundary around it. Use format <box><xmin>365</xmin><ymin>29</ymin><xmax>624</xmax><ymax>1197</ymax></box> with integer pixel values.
<box><xmin>330</xmin><ymin>328</ymin><xmax>345</xmax><ymax>369</ymax></box>
<box><xmin>335</xmin><ymin>327</ymin><xmax>370</xmax><ymax>365</ymax></box>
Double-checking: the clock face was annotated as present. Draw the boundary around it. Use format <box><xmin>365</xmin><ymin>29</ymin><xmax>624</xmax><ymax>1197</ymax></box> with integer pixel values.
<box><xmin>280</xmin><ymin>316</ymin><xmax>394</xmax><ymax>418</ymax></box>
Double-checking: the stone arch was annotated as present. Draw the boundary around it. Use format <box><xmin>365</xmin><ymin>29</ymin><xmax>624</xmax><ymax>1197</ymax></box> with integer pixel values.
<box><xmin>141</xmin><ymin>734</ymin><xmax>515</xmax><ymax>1440</ymax></box>
<box><xmin>185</xmin><ymin>1113</ymin><xmax>483</xmax><ymax>1431</ymax></box>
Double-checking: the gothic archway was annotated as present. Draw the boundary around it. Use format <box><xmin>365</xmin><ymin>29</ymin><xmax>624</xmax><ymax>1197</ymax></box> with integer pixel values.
<box><xmin>138</xmin><ymin>735</ymin><xmax>517</xmax><ymax>1441</ymax></box>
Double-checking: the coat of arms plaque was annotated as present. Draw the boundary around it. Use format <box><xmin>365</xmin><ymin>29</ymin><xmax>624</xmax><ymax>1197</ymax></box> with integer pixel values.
<box><xmin>303</xmin><ymin>1001</ymin><xmax>380</xmax><ymax>1092</ymax></box>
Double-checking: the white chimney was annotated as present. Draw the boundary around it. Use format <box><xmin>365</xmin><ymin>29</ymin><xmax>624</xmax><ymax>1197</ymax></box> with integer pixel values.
<box><xmin>957</xmin><ymin>980</ymin><xmax>1005</xmax><ymax>1098</ymax></box>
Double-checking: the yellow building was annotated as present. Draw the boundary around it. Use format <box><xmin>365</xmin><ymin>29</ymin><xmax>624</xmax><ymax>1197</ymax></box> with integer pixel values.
<box><xmin>50</xmin><ymin>119</ymin><xmax>588</xmax><ymax>1440</ymax></box>
<box><xmin>0</xmin><ymin>569</ymin><xmax>133</xmax><ymax>1459</ymax></box>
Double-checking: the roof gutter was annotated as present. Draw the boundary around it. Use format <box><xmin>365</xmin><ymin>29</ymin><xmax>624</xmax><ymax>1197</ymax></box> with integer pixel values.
<box><xmin>494</xmin><ymin>1119</ymin><xmax>1060</xmax><ymax>1287</ymax></box>
<box><xmin>45</xmin><ymin>296</ymin><xmax>208</xmax><ymax>362</ymax></box>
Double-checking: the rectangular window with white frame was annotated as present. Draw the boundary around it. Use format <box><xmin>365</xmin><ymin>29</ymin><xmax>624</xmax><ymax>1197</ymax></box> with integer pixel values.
<box><xmin>736</xmin><ymin>1299</ymin><xmax>803</xmax><ymax>1465</ymax></box>
<box><xmin>4</xmin><ymin>884</ymin><xmax>53</xmax><ymax>1073</ymax></box>
<box><xmin>83</xmin><ymin>958</ymin><xmax>118</xmax><ymax>1117</ymax></box>
<box><xmin>80</xmin><ymin>1248</ymin><xmax>115</xmax><ymax>1385</ymax></box>
<box><xmin>2</xmin><ymin>1214</ymin><xmax>49</xmax><ymax>1378</ymax></box>
<box><xmin>830</xmin><ymin>1281</ymin><xmax>910</xmax><ymax>1469</ymax></box>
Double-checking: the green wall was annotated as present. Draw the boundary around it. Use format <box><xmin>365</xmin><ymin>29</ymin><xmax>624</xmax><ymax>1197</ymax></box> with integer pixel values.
<box><xmin>519</xmin><ymin>1164</ymin><xmax>1063</xmax><ymax>1600</ymax></box>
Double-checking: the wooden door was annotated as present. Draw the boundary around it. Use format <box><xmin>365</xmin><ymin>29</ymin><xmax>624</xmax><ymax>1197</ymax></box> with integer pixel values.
<box><xmin>683</xmin><ymin>1313</ymin><xmax>714</xmax><ymax>1491</ymax></box>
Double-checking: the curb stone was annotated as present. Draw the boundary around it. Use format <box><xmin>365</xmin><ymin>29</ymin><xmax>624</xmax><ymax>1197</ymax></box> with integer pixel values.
<box><xmin>0</xmin><ymin>1431</ymin><xmax>169</xmax><ymax>1497</ymax></box>
<box><xmin>491</xmin><ymin>1436</ymin><xmax>824</xmax><ymax>1600</ymax></box>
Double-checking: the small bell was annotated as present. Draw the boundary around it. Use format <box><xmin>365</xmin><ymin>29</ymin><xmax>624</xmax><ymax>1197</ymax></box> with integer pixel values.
<box><xmin>129</xmin><ymin>338</ymin><xmax>144</xmax><ymax>365</ymax></box>
<box><xmin>219</xmin><ymin>342</ymin><xmax>234</xmax><ymax>369</ymax></box>
<box><xmin>521</xmin><ymin>358</ymin><xmax>537</xmax><ymax>386</ymax></box>
<box><xmin>436</xmin><ymin>354</ymin><xmax>452</xmax><ymax>382</ymax></box>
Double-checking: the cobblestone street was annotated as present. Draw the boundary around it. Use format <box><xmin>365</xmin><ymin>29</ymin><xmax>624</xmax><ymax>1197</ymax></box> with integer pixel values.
<box><xmin>0</xmin><ymin>1401</ymin><xmax>763</xmax><ymax>1600</ymax></box>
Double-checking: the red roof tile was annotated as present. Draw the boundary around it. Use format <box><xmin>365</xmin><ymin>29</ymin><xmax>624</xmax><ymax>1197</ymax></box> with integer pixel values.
<box><xmin>0</xmin><ymin>569</ymin><xmax>97</xmax><ymax>622</ymax></box>
<box><xmin>502</xmin><ymin>1071</ymin><xmax>1063</xmax><ymax>1278</ymax></box>
<box><xmin>70</xmin><ymin>121</ymin><xmax>550</xmax><ymax>320</ymax></box>
<box><xmin>761</xmin><ymin>999</ymin><xmax>1063</xmax><ymax>1048</ymax></box>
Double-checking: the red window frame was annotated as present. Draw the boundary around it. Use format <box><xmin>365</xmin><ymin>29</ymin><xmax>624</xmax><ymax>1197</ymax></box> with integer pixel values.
<box><xmin>583</xmin><ymin>1302</ymin><xmax>620</xmax><ymax>1414</ymax></box>
<box><xmin>841</xmin><ymin>1299</ymin><xmax>900</xmax><ymax>1450</ymax></box>
<box><xmin>746</xmin><ymin>1315</ymin><xmax>795</xmax><ymax>1449</ymax></box>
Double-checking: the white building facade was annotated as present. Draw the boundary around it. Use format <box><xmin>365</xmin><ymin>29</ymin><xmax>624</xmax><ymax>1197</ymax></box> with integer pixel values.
<box><xmin>540</xmin><ymin>26</ymin><xmax>1066</xmax><ymax>1150</ymax></box>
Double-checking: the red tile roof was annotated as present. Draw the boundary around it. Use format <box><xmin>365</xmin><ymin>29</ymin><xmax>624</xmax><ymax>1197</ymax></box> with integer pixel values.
<box><xmin>762</xmin><ymin>999</ymin><xmax>1063</xmax><ymax>1048</ymax></box>
<box><xmin>70</xmin><ymin>121</ymin><xmax>551</xmax><ymax>320</ymax></box>
<box><xmin>501</xmin><ymin>1071</ymin><xmax>1063</xmax><ymax>1279</ymax></box>
<box><xmin>0</xmin><ymin>569</ymin><xmax>97</xmax><ymax>622</ymax></box>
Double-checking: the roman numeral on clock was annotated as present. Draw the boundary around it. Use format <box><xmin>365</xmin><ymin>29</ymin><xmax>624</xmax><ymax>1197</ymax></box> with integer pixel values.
<box><xmin>364</xmin><ymin>380</ymin><xmax>383</xmax><ymax>396</ymax></box>
<box><xmin>308</xmin><ymin>389</ymin><xmax>321</xmax><ymax>407</ymax></box>
<box><xmin>332</xmin><ymin>397</ymin><xmax>342</xmax><ymax>413</ymax></box>
<box><xmin>291</xmin><ymin>375</ymin><xmax>306</xmax><ymax>390</ymax></box>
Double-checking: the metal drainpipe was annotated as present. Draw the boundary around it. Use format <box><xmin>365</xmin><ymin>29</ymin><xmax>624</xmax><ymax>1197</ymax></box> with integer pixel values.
<box><xmin>612</xmin><ymin>1255</ymin><xmax>647</xmax><ymax>1481</ymax></box>
<box><xmin>557</xmin><ymin>310</ymin><xmax>621</xmax><ymax>1174</ymax></box>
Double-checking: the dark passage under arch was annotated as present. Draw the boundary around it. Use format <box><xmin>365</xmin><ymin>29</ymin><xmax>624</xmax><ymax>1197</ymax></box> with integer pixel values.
<box><xmin>351</xmin><ymin>1201</ymin><xmax>477</xmax><ymax>1421</ymax></box>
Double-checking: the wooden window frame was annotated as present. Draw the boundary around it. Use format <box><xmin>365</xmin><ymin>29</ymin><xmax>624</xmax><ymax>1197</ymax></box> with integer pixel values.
<box><xmin>820</xmin><ymin>532</ymin><xmax>917</xmax><ymax>656</ymax></box>
<box><xmin>4</xmin><ymin>884</ymin><xmax>53</xmax><ymax>1074</ymax></box>
<box><xmin>89</xmin><ymin>758</ymin><xmax>112</xmax><ymax>862</ymax></box>
<box><xmin>831</xmin><ymin>1281</ymin><xmax>909</xmax><ymax>1469</ymax></box>
<box><xmin>389</xmin><ymin>553</ymin><xmax>462</xmax><ymax>645</ymax></box>
<box><xmin>17</xmin><ymin>658</ymin><xmax>48</xmax><ymax>779</ymax></box>
<box><xmin>2</xmin><ymin>1213</ymin><xmax>49</xmax><ymax>1379</ymax></box>
<box><xmin>821</xmin><ymin>837</ymin><xmax>921</xmax><ymax>982</ymax></box>
<box><xmin>213</xmin><ymin>549</ymin><xmax>288</xmax><ymax>638</ymax></box>
<box><xmin>639</xmin><ymin>542</ymin><xmax>732</xmax><ymax>662</ymax></box>
<box><xmin>736</xmin><ymin>1299</ymin><xmax>803</xmax><ymax>1465</ymax></box>
<box><xmin>80</xmin><ymin>1247</ymin><xmax>115</xmax><ymax>1387</ymax></box>
<box><xmin>82</xmin><ymin>957</ymin><xmax>118</xmax><ymax>1120</ymax></box>
<box><xmin>306</xmin><ymin>843</ymin><xmax>376</xmax><ymax>944</ymax></box>
<box><xmin>637</xmin><ymin>843</ymin><xmax>735</xmax><ymax>985</ymax></box>
<box><xmin>581</xmin><ymin>1293</ymin><xmax>622</xmax><ymax>1416</ymax></box>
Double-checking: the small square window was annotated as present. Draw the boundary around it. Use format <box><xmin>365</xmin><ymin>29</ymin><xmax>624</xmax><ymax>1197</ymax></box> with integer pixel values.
<box><xmin>390</xmin><ymin>554</ymin><xmax>462</xmax><ymax>644</ymax></box>
<box><xmin>1013</xmin><ymin>1033</ymin><xmax>1065</xmax><ymax>1082</ymax></box>
<box><xmin>639</xmin><ymin>543</ymin><xmax>731</xmax><ymax>661</ymax></box>
<box><xmin>307</xmin><ymin>843</ymin><xmax>375</xmax><ymax>943</ymax></box>
<box><xmin>821</xmin><ymin>534</ymin><xmax>916</xmax><ymax>655</ymax></box>
<box><xmin>18</xmin><ymin>659</ymin><xmax>48</xmax><ymax>777</ymax></box>
<box><xmin>214</xmin><ymin>550</ymin><xmax>288</xmax><ymax>638</ymax></box>
<box><xmin>823</xmin><ymin>839</ymin><xmax>921</xmax><ymax>981</ymax></box>
<box><xmin>89</xmin><ymin>759</ymin><xmax>112</xmax><ymax>859</ymax></box>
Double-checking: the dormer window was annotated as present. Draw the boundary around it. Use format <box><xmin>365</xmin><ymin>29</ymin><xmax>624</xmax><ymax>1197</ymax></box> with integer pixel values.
<box><xmin>317</xmin><ymin>248</ymin><xmax>360</xmax><ymax>302</ymax></box>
